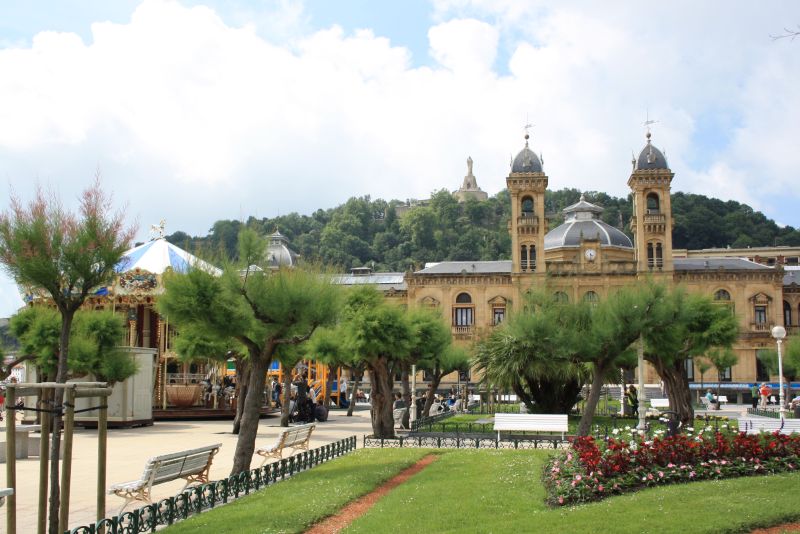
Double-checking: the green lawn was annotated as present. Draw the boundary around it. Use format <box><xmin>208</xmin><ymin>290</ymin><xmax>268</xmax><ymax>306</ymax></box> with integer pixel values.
<box><xmin>161</xmin><ymin>448</ymin><xmax>800</xmax><ymax>534</ymax></box>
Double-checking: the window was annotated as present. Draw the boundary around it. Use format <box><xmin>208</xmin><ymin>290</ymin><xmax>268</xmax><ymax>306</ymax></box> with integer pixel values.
<box><xmin>685</xmin><ymin>358</ymin><xmax>695</xmax><ymax>381</ymax></box>
<box><xmin>521</xmin><ymin>196</ymin><xmax>534</xmax><ymax>215</ymax></box>
<box><xmin>453</xmin><ymin>292</ymin><xmax>474</xmax><ymax>327</ymax></box>
<box><xmin>784</xmin><ymin>300</ymin><xmax>792</xmax><ymax>326</ymax></box>
<box><xmin>714</xmin><ymin>289</ymin><xmax>731</xmax><ymax>301</ymax></box>
<box><xmin>754</xmin><ymin>305</ymin><xmax>767</xmax><ymax>325</ymax></box>
<box><xmin>646</xmin><ymin>193</ymin><xmax>660</xmax><ymax>213</ymax></box>
<box><xmin>720</xmin><ymin>366</ymin><xmax>732</xmax><ymax>382</ymax></box>
<box><xmin>647</xmin><ymin>242</ymin><xmax>663</xmax><ymax>269</ymax></box>
<box><xmin>756</xmin><ymin>350</ymin><xmax>770</xmax><ymax>382</ymax></box>
<box><xmin>492</xmin><ymin>307</ymin><xmax>505</xmax><ymax>325</ymax></box>
<box><xmin>458</xmin><ymin>370</ymin><xmax>471</xmax><ymax>382</ymax></box>
<box><xmin>520</xmin><ymin>244</ymin><xmax>535</xmax><ymax>272</ymax></box>
<box><xmin>553</xmin><ymin>291</ymin><xmax>569</xmax><ymax>303</ymax></box>
<box><xmin>583</xmin><ymin>291</ymin><xmax>599</xmax><ymax>306</ymax></box>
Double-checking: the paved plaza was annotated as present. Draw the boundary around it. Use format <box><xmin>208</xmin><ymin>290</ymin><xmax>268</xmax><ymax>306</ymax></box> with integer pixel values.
<box><xmin>3</xmin><ymin>407</ymin><xmax>374</xmax><ymax>532</ymax></box>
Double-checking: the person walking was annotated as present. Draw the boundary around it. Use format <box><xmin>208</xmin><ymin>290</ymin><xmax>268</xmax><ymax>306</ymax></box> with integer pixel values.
<box><xmin>626</xmin><ymin>385</ymin><xmax>639</xmax><ymax>417</ymax></box>
<box><xmin>750</xmin><ymin>383</ymin><xmax>759</xmax><ymax>409</ymax></box>
<box><xmin>759</xmin><ymin>382</ymin><xmax>771</xmax><ymax>410</ymax></box>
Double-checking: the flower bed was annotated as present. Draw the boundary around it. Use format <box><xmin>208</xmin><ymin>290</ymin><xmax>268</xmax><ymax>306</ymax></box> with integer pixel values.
<box><xmin>543</xmin><ymin>426</ymin><xmax>800</xmax><ymax>507</ymax></box>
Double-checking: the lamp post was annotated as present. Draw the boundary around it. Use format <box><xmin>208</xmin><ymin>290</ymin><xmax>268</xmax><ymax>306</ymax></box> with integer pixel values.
<box><xmin>771</xmin><ymin>325</ymin><xmax>787</xmax><ymax>418</ymax></box>
<box><xmin>637</xmin><ymin>333</ymin><xmax>646</xmax><ymax>431</ymax></box>
<box><xmin>410</xmin><ymin>364</ymin><xmax>417</xmax><ymax>424</ymax></box>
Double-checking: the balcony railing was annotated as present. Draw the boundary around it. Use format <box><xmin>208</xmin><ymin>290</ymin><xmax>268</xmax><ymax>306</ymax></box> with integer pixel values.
<box><xmin>751</xmin><ymin>322</ymin><xmax>771</xmax><ymax>332</ymax></box>
<box><xmin>517</xmin><ymin>215</ymin><xmax>539</xmax><ymax>228</ymax></box>
<box><xmin>452</xmin><ymin>325</ymin><xmax>474</xmax><ymax>338</ymax></box>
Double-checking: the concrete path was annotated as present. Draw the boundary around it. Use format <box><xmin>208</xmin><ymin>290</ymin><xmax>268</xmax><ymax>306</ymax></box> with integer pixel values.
<box><xmin>2</xmin><ymin>407</ymin><xmax>374</xmax><ymax>532</ymax></box>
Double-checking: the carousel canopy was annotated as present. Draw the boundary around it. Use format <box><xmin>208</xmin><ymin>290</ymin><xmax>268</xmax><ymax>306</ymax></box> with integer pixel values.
<box><xmin>116</xmin><ymin>238</ymin><xmax>222</xmax><ymax>275</ymax></box>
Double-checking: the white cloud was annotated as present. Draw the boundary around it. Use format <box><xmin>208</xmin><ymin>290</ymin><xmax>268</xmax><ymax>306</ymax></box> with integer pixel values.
<box><xmin>1</xmin><ymin>0</ymin><xmax>800</xmax><ymax>317</ymax></box>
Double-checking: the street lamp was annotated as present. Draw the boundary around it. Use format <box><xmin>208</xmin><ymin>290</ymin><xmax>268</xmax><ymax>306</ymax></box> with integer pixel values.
<box><xmin>771</xmin><ymin>325</ymin><xmax>787</xmax><ymax>418</ymax></box>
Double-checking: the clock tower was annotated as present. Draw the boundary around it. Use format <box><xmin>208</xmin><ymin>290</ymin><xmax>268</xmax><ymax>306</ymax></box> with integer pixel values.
<box><xmin>507</xmin><ymin>133</ymin><xmax>548</xmax><ymax>275</ymax></box>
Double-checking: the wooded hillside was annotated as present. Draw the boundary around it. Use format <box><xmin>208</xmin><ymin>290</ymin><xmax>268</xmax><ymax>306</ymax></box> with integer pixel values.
<box><xmin>165</xmin><ymin>190</ymin><xmax>800</xmax><ymax>271</ymax></box>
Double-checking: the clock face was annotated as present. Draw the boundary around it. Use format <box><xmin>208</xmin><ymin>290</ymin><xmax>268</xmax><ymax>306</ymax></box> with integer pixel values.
<box><xmin>585</xmin><ymin>248</ymin><xmax>597</xmax><ymax>261</ymax></box>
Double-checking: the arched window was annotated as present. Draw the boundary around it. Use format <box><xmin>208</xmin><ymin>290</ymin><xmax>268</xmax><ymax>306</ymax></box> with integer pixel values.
<box><xmin>553</xmin><ymin>291</ymin><xmax>569</xmax><ymax>303</ymax></box>
<box><xmin>784</xmin><ymin>300</ymin><xmax>792</xmax><ymax>326</ymax></box>
<box><xmin>714</xmin><ymin>289</ymin><xmax>731</xmax><ymax>301</ymax></box>
<box><xmin>583</xmin><ymin>291</ymin><xmax>599</xmax><ymax>305</ymax></box>
<box><xmin>520</xmin><ymin>245</ymin><xmax>528</xmax><ymax>271</ymax></box>
<box><xmin>521</xmin><ymin>196</ymin><xmax>534</xmax><ymax>215</ymax></box>
<box><xmin>646</xmin><ymin>193</ymin><xmax>660</xmax><ymax>213</ymax></box>
<box><xmin>453</xmin><ymin>292</ymin><xmax>474</xmax><ymax>328</ymax></box>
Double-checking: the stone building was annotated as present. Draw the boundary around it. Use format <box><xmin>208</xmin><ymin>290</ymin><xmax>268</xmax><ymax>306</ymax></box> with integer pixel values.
<box><xmin>407</xmin><ymin>131</ymin><xmax>792</xmax><ymax>398</ymax></box>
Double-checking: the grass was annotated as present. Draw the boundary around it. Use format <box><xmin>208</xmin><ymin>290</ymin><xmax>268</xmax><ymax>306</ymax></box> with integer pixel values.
<box><xmin>161</xmin><ymin>449</ymin><xmax>431</xmax><ymax>534</ymax></box>
<box><xmin>161</xmin><ymin>448</ymin><xmax>800</xmax><ymax>534</ymax></box>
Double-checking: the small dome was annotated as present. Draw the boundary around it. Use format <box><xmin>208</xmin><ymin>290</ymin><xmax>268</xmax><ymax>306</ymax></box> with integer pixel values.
<box><xmin>544</xmin><ymin>195</ymin><xmax>633</xmax><ymax>249</ymax></box>
<box><xmin>266</xmin><ymin>230</ymin><xmax>298</xmax><ymax>268</ymax></box>
<box><xmin>511</xmin><ymin>135</ymin><xmax>543</xmax><ymax>173</ymax></box>
<box><xmin>635</xmin><ymin>133</ymin><xmax>669</xmax><ymax>170</ymax></box>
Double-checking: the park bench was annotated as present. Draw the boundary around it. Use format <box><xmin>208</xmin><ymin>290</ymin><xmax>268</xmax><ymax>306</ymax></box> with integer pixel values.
<box><xmin>108</xmin><ymin>443</ymin><xmax>221</xmax><ymax>514</ymax></box>
<box><xmin>0</xmin><ymin>488</ymin><xmax>12</xmax><ymax>508</ymax></box>
<box><xmin>256</xmin><ymin>423</ymin><xmax>315</xmax><ymax>466</ymax></box>
<box><xmin>701</xmin><ymin>395</ymin><xmax>728</xmax><ymax>409</ymax></box>
<box><xmin>737</xmin><ymin>418</ymin><xmax>800</xmax><ymax>435</ymax></box>
<box><xmin>493</xmin><ymin>413</ymin><xmax>568</xmax><ymax>441</ymax></box>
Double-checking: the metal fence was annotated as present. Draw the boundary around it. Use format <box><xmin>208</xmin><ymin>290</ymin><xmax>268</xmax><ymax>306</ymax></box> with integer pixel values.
<box><xmin>363</xmin><ymin>435</ymin><xmax>567</xmax><ymax>449</ymax></box>
<box><xmin>409</xmin><ymin>410</ymin><xmax>456</xmax><ymax>432</ymax></box>
<box><xmin>65</xmin><ymin>436</ymin><xmax>357</xmax><ymax>534</ymax></box>
<box><xmin>747</xmin><ymin>407</ymin><xmax>797</xmax><ymax>419</ymax></box>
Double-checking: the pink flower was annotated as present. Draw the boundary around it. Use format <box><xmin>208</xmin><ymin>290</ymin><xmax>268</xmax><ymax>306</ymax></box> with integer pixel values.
<box><xmin>558</xmin><ymin>497</ymin><xmax>564</xmax><ymax>504</ymax></box>
<box><xmin>658</xmin><ymin>471</ymin><xmax>664</xmax><ymax>478</ymax></box>
<box><xmin>689</xmin><ymin>471</ymin><xmax>696</xmax><ymax>478</ymax></box>
<box><xmin>598</xmin><ymin>485</ymin><xmax>605</xmax><ymax>492</ymax></box>
<box><xmin>575</xmin><ymin>474</ymin><xmax>582</xmax><ymax>481</ymax></box>
<box><xmin>647</xmin><ymin>473</ymin><xmax>653</xmax><ymax>480</ymax></box>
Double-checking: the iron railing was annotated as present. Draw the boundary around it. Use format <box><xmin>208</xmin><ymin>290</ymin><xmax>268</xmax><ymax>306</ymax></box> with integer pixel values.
<box><xmin>747</xmin><ymin>408</ymin><xmax>796</xmax><ymax>419</ymax></box>
<box><xmin>65</xmin><ymin>436</ymin><xmax>357</xmax><ymax>534</ymax></box>
<box><xmin>409</xmin><ymin>410</ymin><xmax>455</xmax><ymax>432</ymax></box>
<box><xmin>363</xmin><ymin>435</ymin><xmax>566</xmax><ymax>449</ymax></box>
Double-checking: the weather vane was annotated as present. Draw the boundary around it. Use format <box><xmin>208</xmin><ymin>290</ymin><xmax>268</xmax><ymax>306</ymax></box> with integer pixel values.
<box><xmin>643</xmin><ymin>111</ymin><xmax>658</xmax><ymax>136</ymax></box>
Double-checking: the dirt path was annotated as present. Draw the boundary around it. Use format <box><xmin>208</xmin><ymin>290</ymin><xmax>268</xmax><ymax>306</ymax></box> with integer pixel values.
<box><xmin>305</xmin><ymin>454</ymin><xmax>438</xmax><ymax>534</ymax></box>
<box><xmin>751</xmin><ymin>523</ymin><xmax>800</xmax><ymax>533</ymax></box>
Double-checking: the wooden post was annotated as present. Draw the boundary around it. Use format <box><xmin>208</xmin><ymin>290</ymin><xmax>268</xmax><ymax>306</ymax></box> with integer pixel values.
<box><xmin>38</xmin><ymin>387</ymin><xmax>51</xmax><ymax>534</ymax></box>
<box><xmin>5</xmin><ymin>385</ymin><xmax>17</xmax><ymax>534</ymax></box>
<box><xmin>97</xmin><ymin>391</ymin><xmax>108</xmax><ymax>531</ymax></box>
<box><xmin>58</xmin><ymin>386</ymin><xmax>76</xmax><ymax>533</ymax></box>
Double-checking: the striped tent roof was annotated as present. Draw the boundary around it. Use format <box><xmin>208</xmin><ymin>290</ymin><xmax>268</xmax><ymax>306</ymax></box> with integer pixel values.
<box><xmin>116</xmin><ymin>238</ymin><xmax>221</xmax><ymax>275</ymax></box>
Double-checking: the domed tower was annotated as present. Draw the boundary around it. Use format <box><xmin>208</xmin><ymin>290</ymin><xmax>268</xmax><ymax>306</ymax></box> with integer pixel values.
<box><xmin>628</xmin><ymin>131</ymin><xmax>674</xmax><ymax>273</ymax></box>
<box><xmin>507</xmin><ymin>133</ymin><xmax>548</xmax><ymax>274</ymax></box>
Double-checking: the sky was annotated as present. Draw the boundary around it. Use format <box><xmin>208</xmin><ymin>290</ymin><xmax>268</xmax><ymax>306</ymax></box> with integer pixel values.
<box><xmin>1</xmin><ymin>0</ymin><xmax>800</xmax><ymax>317</ymax></box>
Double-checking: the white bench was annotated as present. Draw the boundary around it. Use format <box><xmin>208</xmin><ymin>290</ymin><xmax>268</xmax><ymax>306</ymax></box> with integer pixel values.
<box><xmin>701</xmin><ymin>395</ymin><xmax>728</xmax><ymax>408</ymax></box>
<box><xmin>0</xmin><ymin>488</ymin><xmax>12</xmax><ymax>508</ymax></box>
<box><xmin>109</xmin><ymin>443</ymin><xmax>221</xmax><ymax>514</ymax></box>
<box><xmin>256</xmin><ymin>423</ymin><xmax>315</xmax><ymax>466</ymax></box>
<box><xmin>737</xmin><ymin>418</ymin><xmax>800</xmax><ymax>435</ymax></box>
<box><xmin>650</xmin><ymin>398</ymin><xmax>670</xmax><ymax>409</ymax></box>
<box><xmin>493</xmin><ymin>413</ymin><xmax>568</xmax><ymax>441</ymax></box>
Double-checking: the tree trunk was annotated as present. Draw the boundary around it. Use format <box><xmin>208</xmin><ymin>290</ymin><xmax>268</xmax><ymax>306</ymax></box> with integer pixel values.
<box><xmin>280</xmin><ymin>370</ymin><xmax>292</xmax><ymax>427</ymax></box>
<box><xmin>346</xmin><ymin>369</ymin><xmax>362</xmax><ymax>417</ymax></box>
<box><xmin>651</xmin><ymin>357</ymin><xmax>694</xmax><ymax>425</ymax></box>
<box><xmin>367</xmin><ymin>357</ymin><xmax>395</xmax><ymax>438</ymax></box>
<box><xmin>423</xmin><ymin>371</ymin><xmax>443</xmax><ymax>417</ymax></box>
<box><xmin>400</xmin><ymin>362</ymin><xmax>411</xmax><ymax>428</ymax></box>
<box><xmin>577</xmin><ymin>364</ymin><xmax>608</xmax><ymax>436</ymax></box>
<box><xmin>230</xmin><ymin>356</ymin><xmax>268</xmax><ymax>475</ymax></box>
<box><xmin>521</xmin><ymin>377</ymin><xmax>583</xmax><ymax>414</ymax></box>
<box><xmin>323</xmin><ymin>364</ymin><xmax>334</xmax><ymax>407</ymax></box>
<box><xmin>232</xmin><ymin>357</ymin><xmax>251</xmax><ymax>435</ymax></box>
<box><xmin>47</xmin><ymin>311</ymin><xmax>73</xmax><ymax>534</ymax></box>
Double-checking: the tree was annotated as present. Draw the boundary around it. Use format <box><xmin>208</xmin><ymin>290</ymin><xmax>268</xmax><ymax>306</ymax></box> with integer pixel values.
<box><xmin>401</xmin><ymin>308</ymin><xmax>452</xmax><ymax>426</ymax></box>
<box><xmin>158</xmin><ymin>228</ymin><xmax>341</xmax><ymax>474</ymax></box>
<box><xmin>418</xmin><ymin>344</ymin><xmax>470</xmax><ymax>416</ymax></box>
<box><xmin>696</xmin><ymin>358</ymin><xmax>713</xmax><ymax>403</ymax></box>
<box><xmin>758</xmin><ymin>340</ymin><xmax>800</xmax><ymax>406</ymax></box>
<box><xmin>338</xmin><ymin>286</ymin><xmax>411</xmax><ymax>438</ymax></box>
<box><xmin>575</xmin><ymin>284</ymin><xmax>669</xmax><ymax>436</ymax></box>
<box><xmin>473</xmin><ymin>293</ymin><xmax>588</xmax><ymax>415</ymax></box>
<box><xmin>10</xmin><ymin>306</ymin><xmax>138</xmax><ymax>384</ymax></box>
<box><xmin>0</xmin><ymin>182</ymin><xmax>133</xmax><ymax>534</ymax></box>
<box><xmin>645</xmin><ymin>291</ymin><xmax>739</xmax><ymax>425</ymax></box>
<box><xmin>706</xmin><ymin>348</ymin><xmax>738</xmax><ymax>405</ymax></box>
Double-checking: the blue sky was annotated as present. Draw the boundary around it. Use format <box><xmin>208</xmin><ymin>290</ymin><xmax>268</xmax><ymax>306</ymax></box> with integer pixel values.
<box><xmin>1</xmin><ymin>0</ymin><xmax>800</xmax><ymax>316</ymax></box>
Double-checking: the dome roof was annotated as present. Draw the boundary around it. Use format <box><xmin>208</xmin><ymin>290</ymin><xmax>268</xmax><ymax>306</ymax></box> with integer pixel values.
<box><xmin>511</xmin><ymin>135</ymin><xmax>543</xmax><ymax>173</ymax></box>
<box><xmin>634</xmin><ymin>133</ymin><xmax>669</xmax><ymax>170</ymax></box>
<box><xmin>267</xmin><ymin>230</ymin><xmax>298</xmax><ymax>268</ymax></box>
<box><xmin>544</xmin><ymin>195</ymin><xmax>633</xmax><ymax>249</ymax></box>
<box><xmin>116</xmin><ymin>238</ymin><xmax>221</xmax><ymax>275</ymax></box>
